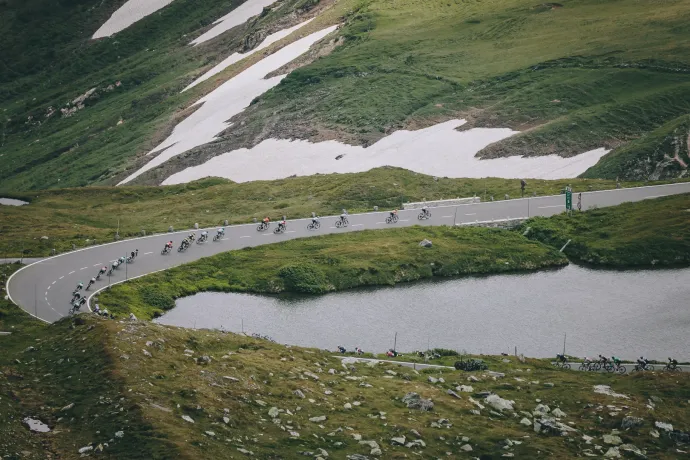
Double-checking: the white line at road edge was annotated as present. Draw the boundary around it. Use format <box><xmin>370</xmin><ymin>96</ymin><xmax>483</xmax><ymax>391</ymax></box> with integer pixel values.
<box><xmin>538</xmin><ymin>205</ymin><xmax>564</xmax><ymax>209</ymax></box>
<box><xmin>240</xmin><ymin>236</ymin><xmax>251</xmax><ymax>238</ymax></box>
<box><xmin>86</xmin><ymin>266</ymin><xmax>174</xmax><ymax>313</ymax></box>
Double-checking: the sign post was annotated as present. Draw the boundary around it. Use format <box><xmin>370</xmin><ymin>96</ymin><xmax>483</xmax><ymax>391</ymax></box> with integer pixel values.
<box><xmin>565</xmin><ymin>188</ymin><xmax>572</xmax><ymax>211</ymax></box>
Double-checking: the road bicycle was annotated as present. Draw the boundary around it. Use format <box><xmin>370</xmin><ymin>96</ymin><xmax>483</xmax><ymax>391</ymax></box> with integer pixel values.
<box><xmin>307</xmin><ymin>220</ymin><xmax>320</xmax><ymax>231</ymax></box>
<box><xmin>386</xmin><ymin>214</ymin><xmax>399</xmax><ymax>224</ymax></box>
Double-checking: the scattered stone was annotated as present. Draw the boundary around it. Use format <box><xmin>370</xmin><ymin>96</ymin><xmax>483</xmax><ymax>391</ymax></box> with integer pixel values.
<box><xmin>460</xmin><ymin>444</ymin><xmax>473</xmax><ymax>452</ymax></box>
<box><xmin>78</xmin><ymin>446</ymin><xmax>93</xmax><ymax>454</ymax></box>
<box><xmin>347</xmin><ymin>455</ymin><xmax>370</xmax><ymax>460</ymax></box>
<box><xmin>290</xmin><ymin>431</ymin><xmax>300</xmax><ymax>437</ymax></box>
<box><xmin>533</xmin><ymin>404</ymin><xmax>550</xmax><ymax>415</ymax></box>
<box><xmin>535</xmin><ymin>417</ymin><xmax>578</xmax><ymax>435</ymax></box>
<box><xmin>268</xmin><ymin>407</ymin><xmax>281</xmax><ymax>418</ymax></box>
<box><xmin>115</xmin><ymin>431</ymin><xmax>124</xmax><ymax>438</ymax></box>
<box><xmin>603</xmin><ymin>447</ymin><xmax>621</xmax><ymax>458</ymax></box>
<box><xmin>198</xmin><ymin>355</ymin><xmax>211</xmax><ymax>364</ymax></box>
<box><xmin>428</xmin><ymin>376</ymin><xmax>439</xmax><ymax>384</ymax></box>
<box><xmin>309</xmin><ymin>415</ymin><xmax>327</xmax><ymax>423</ymax></box>
<box><xmin>94</xmin><ymin>444</ymin><xmax>104</xmax><ymax>453</ymax></box>
<box><xmin>294</xmin><ymin>389</ymin><xmax>306</xmax><ymax>399</ymax></box>
<box><xmin>255</xmin><ymin>400</ymin><xmax>266</xmax><ymax>407</ymax></box>
<box><xmin>419</xmin><ymin>239</ymin><xmax>433</xmax><ymax>248</ymax></box>
<box><xmin>670</xmin><ymin>430</ymin><xmax>690</xmax><ymax>443</ymax></box>
<box><xmin>61</xmin><ymin>403</ymin><xmax>75</xmax><ymax>411</ymax></box>
<box><xmin>486</xmin><ymin>394</ymin><xmax>515</xmax><ymax>412</ymax></box>
<box><xmin>181</xmin><ymin>415</ymin><xmax>194</xmax><ymax>423</ymax></box>
<box><xmin>406</xmin><ymin>439</ymin><xmax>426</xmax><ymax>448</ymax></box>
<box><xmin>223</xmin><ymin>417</ymin><xmax>230</xmax><ymax>424</ymax></box>
<box><xmin>468</xmin><ymin>375</ymin><xmax>480</xmax><ymax>382</ymax></box>
<box><xmin>470</xmin><ymin>409</ymin><xmax>481</xmax><ymax>415</ymax></box>
<box><xmin>205</xmin><ymin>431</ymin><xmax>215</xmax><ymax>437</ymax></box>
<box><xmin>551</xmin><ymin>408</ymin><xmax>567</xmax><ymax>418</ymax></box>
<box><xmin>594</xmin><ymin>385</ymin><xmax>629</xmax><ymax>399</ymax></box>
<box><xmin>655</xmin><ymin>421</ymin><xmax>673</xmax><ymax>432</ymax></box>
<box><xmin>543</xmin><ymin>382</ymin><xmax>555</xmax><ymax>388</ymax></box>
<box><xmin>402</xmin><ymin>392</ymin><xmax>434</xmax><ymax>411</ymax></box>
<box><xmin>487</xmin><ymin>371</ymin><xmax>505</xmax><ymax>378</ymax></box>
<box><xmin>447</xmin><ymin>389</ymin><xmax>461</xmax><ymax>399</ymax></box>
<box><xmin>621</xmin><ymin>416</ymin><xmax>644</xmax><ymax>429</ymax></box>
<box><xmin>520</xmin><ymin>418</ymin><xmax>532</xmax><ymax>426</ymax></box>
<box><xmin>650</xmin><ymin>430</ymin><xmax>659</xmax><ymax>438</ymax></box>
<box><xmin>456</xmin><ymin>385</ymin><xmax>474</xmax><ymax>392</ymax></box>
<box><xmin>237</xmin><ymin>448</ymin><xmax>254</xmax><ymax>455</ymax></box>
<box><xmin>142</xmin><ymin>349</ymin><xmax>152</xmax><ymax>358</ymax></box>
<box><xmin>304</xmin><ymin>371</ymin><xmax>320</xmax><ymax>380</ymax></box>
<box><xmin>223</xmin><ymin>376</ymin><xmax>239</xmax><ymax>382</ymax></box>
<box><xmin>410</xmin><ymin>429</ymin><xmax>422</xmax><ymax>438</ymax></box>
<box><xmin>343</xmin><ymin>402</ymin><xmax>352</xmax><ymax>410</ymax></box>
<box><xmin>603</xmin><ymin>434</ymin><xmax>623</xmax><ymax>445</ymax></box>
<box><xmin>620</xmin><ymin>444</ymin><xmax>647</xmax><ymax>458</ymax></box>
<box><xmin>391</xmin><ymin>436</ymin><xmax>406</xmax><ymax>446</ymax></box>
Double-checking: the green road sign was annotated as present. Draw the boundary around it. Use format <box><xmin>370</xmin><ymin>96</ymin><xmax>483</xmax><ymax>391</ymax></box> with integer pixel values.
<box><xmin>565</xmin><ymin>190</ymin><xmax>572</xmax><ymax>210</ymax></box>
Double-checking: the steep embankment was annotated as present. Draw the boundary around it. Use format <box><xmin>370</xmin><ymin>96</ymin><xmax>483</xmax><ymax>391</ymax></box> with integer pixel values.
<box><xmin>522</xmin><ymin>193</ymin><xmax>690</xmax><ymax>267</ymax></box>
<box><xmin>0</xmin><ymin>0</ymin><xmax>330</xmax><ymax>191</ymax></box>
<box><xmin>160</xmin><ymin>0</ymin><xmax>689</xmax><ymax>182</ymax></box>
<box><xmin>1</xmin><ymin>305</ymin><xmax>689</xmax><ymax>458</ymax></box>
<box><xmin>96</xmin><ymin>226</ymin><xmax>567</xmax><ymax>319</ymax></box>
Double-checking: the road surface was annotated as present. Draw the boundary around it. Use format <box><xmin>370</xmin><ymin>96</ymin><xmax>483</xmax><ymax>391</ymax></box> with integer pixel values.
<box><xmin>7</xmin><ymin>182</ymin><xmax>690</xmax><ymax>323</ymax></box>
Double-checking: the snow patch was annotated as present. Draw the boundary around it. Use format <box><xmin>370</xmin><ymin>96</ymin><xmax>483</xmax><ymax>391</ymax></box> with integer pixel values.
<box><xmin>92</xmin><ymin>0</ymin><xmax>175</xmax><ymax>39</ymax></box>
<box><xmin>119</xmin><ymin>25</ymin><xmax>338</xmax><ymax>185</ymax></box>
<box><xmin>162</xmin><ymin>122</ymin><xmax>609</xmax><ymax>185</ymax></box>
<box><xmin>0</xmin><ymin>198</ymin><xmax>29</xmax><ymax>206</ymax></box>
<box><xmin>183</xmin><ymin>18</ymin><xmax>314</xmax><ymax>92</ymax></box>
<box><xmin>191</xmin><ymin>0</ymin><xmax>280</xmax><ymax>46</ymax></box>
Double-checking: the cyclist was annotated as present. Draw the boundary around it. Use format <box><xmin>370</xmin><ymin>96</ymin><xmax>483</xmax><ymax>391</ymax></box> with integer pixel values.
<box><xmin>421</xmin><ymin>205</ymin><xmax>430</xmax><ymax>217</ymax></box>
<box><xmin>636</xmin><ymin>356</ymin><xmax>648</xmax><ymax>369</ymax></box>
<box><xmin>337</xmin><ymin>345</ymin><xmax>346</xmax><ymax>354</ymax></box>
<box><xmin>75</xmin><ymin>281</ymin><xmax>84</xmax><ymax>292</ymax></box>
<box><xmin>166</xmin><ymin>240</ymin><xmax>174</xmax><ymax>249</ymax></box>
<box><xmin>119</xmin><ymin>256</ymin><xmax>126</xmax><ymax>265</ymax></box>
<box><xmin>263</xmin><ymin>217</ymin><xmax>270</xmax><ymax>224</ymax></box>
<box><xmin>99</xmin><ymin>266</ymin><xmax>107</xmax><ymax>275</ymax></box>
<box><xmin>311</xmin><ymin>215</ymin><xmax>320</xmax><ymax>225</ymax></box>
<box><xmin>339</xmin><ymin>212</ymin><xmax>348</xmax><ymax>223</ymax></box>
<box><xmin>87</xmin><ymin>277</ymin><xmax>96</xmax><ymax>289</ymax></box>
<box><xmin>189</xmin><ymin>233</ymin><xmax>196</xmax><ymax>242</ymax></box>
<box><xmin>217</xmin><ymin>227</ymin><xmax>225</xmax><ymax>237</ymax></box>
<box><xmin>200</xmin><ymin>230</ymin><xmax>208</xmax><ymax>242</ymax></box>
<box><xmin>131</xmin><ymin>250</ymin><xmax>136</xmax><ymax>259</ymax></box>
<box><xmin>181</xmin><ymin>237</ymin><xmax>190</xmax><ymax>249</ymax></box>
<box><xmin>556</xmin><ymin>353</ymin><xmax>567</xmax><ymax>364</ymax></box>
<box><xmin>390</xmin><ymin>209</ymin><xmax>398</xmax><ymax>218</ymax></box>
<box><xmin>612</xmin><ymin>356</ymin><xmax>622</xmax><ymax>368</ymax></box>
<box><xmin>668</xmin><ymin>357</ymin><xmax>679</xmax><ymax>369</ymax></box>
<box><xmin>278</xmin><ymin>219</ymin><xmax>287</xmax><ymax>231</ymax></box>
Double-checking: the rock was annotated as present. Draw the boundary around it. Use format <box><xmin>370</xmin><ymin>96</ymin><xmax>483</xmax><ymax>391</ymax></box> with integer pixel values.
<box><xmin>309</xmin><ymin>415</ymin><xmax>327</xmax><ymax>423</ymax></box>
<box><xmin>268</xmin><ymin>407</ymin><xmax>281</xmax><ymax>418</ymax></box>
<box><xmin>344</xmin><ymin>403</ymin><xmax>352</xmax><ymax>410</ymax></box>
<box><xmin>181</xmin><ymin>415</ymin><xmax>194</xmax><ymax>423</ymax></box>
<box><xmin>543</xmin><ymin>382</ymin><xmax>555</xmax><ymax>388</ymax></box>
<box><xmin>621</xmin><ymin>416</ymin><xmax>644</xmax><ymax>429</ymax></box>
<box><xmin>237</xmin><ymin>448</ymin><xmax>254</xmax><ymax>455</ymax></box>
<box><xmin>469</xmin><ymin>397</ymin><xmax>485</xmax><ymax>410</ymax></box>
<box><xmin>456</xmin><ymin>385</ymin><xmax>474</xmax><ymax>392</ymax></box>
<box><xmin>460</xmin><ymin>444</ymin><xmax>473</xmax><ymax>452</ymax></box>
<box><xmin>402</xmin><ymin>392</ymin><xmax>434</xmax><ymax>411</ymax></box>
<box><xmin>534</xmin><ymin>404</ymin><xmax>550</xmax><ymax>415</ymax></box>
<box><xmin>317</xmin><ymin>448</ymin><xmax>329</xmax><ymax>457</ymax></box>
<box><xmin>670</xmin><ymin>430</ymin><xmax>690</xmax><ymax>443</ymax></box>
<box><xmin>536</xmin><ymin>417</ymin><xmax>578</xmax><ymax>435</ymax></box>
<box><xmin>289</xmin><ymin>431</ymin><xmax>300</xmax><ymax>437</ymax></box>
<box><xmin>410</xmin><ymin>429</ymin><xmax>422</xmax><ymax>438</ymax></box>
<box><xmin>655</xmin><ymin>421</ymin><xmax>673</xmax><ymax>432</ymax></box>
<box><xmin>304</xmin><ymin>371</ymin><xmax>320</xmax><ymax>380</ymax></box>
<box><xmin>603</xmin><ymin>447</ymin><xmax>621</xmax><ymax>458</ymax></box>
<box><xmin>419</xmin><ymin>239</ymin><xmax>433</xmax><ymax>248</ymax></box>
<box><xmin>328</xmin><ymin>368</ymin><xmax>336</xmax><ymax>374</ymax></box>
<box><xmin>649</xmin><ymin>430</ymin><xmax>659</xmax><ymax>438</ymax></box>
<box><xmin>603</xmin><ymin>434</ymin><xmax>623</xmax><ymax>445</ymax></box>
<box><xmin>447</xmin><ymin>389</ymin><xmax>461</xmax><ymax>399</ymax></box>
<box><xmin>294</xmin><ymin>389</ymin><xmax>306</xmax><ymax>399</ymax></box>
<box><xmin>486</xmin><ymin>394</ymin><xmax>515</xmax><ymax>412</ymax></box>
<box><xmin>406</xmin><ymin>439</ymin><xmax>426</xmax><ymax>448</ymax></box>
<box><xmin>620</xmin><ymin>444</ymin><xmax>647</xmax><ymax>458</ymax></box>
<box><xmin>129</xmin><ymin>313</ymin><xmax>137</xmax><ymax>321</ymax></box>
<box><xmin>468</xmin><ymin>375</ymin><xmax>480</xmax><ymax>382</ymax></box>
<box><xmin>94</xmin><ymin>444</ymin><xmax>104</xmax><ymax>453</ymax></box>
<box><xmin>61</xmin><ymin>403</ymin><xmax>74</xmax><ymax>411</ymax></box>
<box><xmin>520</xmin><ymin>418</ymin><xmax>532</xmax><ymax>426</ymax></box>
<box><xmin>347</xmin><ymin>455</ymin><xmax>370</xmax><ymax>460</ymax></box>
<box><xmin>370</xmin><ymin>447</ymin><xmax>382</xmax><ymax>456</ymax></box>
<box><xmin>487</xmin><ymin>371</ymin><xmax>505</xmax><ymax>378</ymax></box>
<box><xmin>594</xmin><ymin>385</ymin><xmax>629</xmax><ymax>399</ymax></box>
<box><xmin>223</xmin><ymin>376</ymin><xmax>239</xmax><ymax>382</ymax></box>
<box><xmin>198</xmin><ymin>355</ymin><xmax>211</xmax><ymax>364</ymax></box>
<box><xmin>470</xmin><ymin>409</ymin><xmax>481</xmax><ymax>415</ymax></box>
<box><xmin>391</xmin><ymin>435</ymin><xmax>407</xmax><ymax>445</ymax></box>
<box><xmin>551</xmin><ymin>408</ymin><xmax>567</xmax><ymax>418</ymax></box>
<box><xmin>205</xmin><ymin>431</ymin><xmax>215</xmax><ymax>437</ymax></box>
<box><xmin>223</xmin><ymin>417</ymin><xmax>230</xmax><ymax>424</ymax></box>
<box><xmin>352</xmin><ymin>434</ymin><xmax>362</xmax><ymax>441</ymax></box>
<box><xmin>78</xmin><ymin>446</ymin><xmax>93</xmax><ymax>454</ymax></box>
<box><xmin>255</xmin><ymin>400</ymin><xmax>266</xmax><ymax>406</ymax></box>
<box><xmin>428</xmin><ymin>376</ymin><xmax>438</xmax><ymax>384</ymax></box>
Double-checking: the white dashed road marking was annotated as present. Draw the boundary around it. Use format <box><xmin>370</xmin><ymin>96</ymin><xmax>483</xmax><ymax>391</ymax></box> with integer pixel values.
<box><xmin>352</xmin><ymin>224</ymin><xmax>363</xmax><ymax>227</ymax></box>
<box><xmin>93</xmin><ymin>263</ymin><xmax>101</xmax><ymax>267</ymax></box>
<box><xmin>286</xmin><ymin>231</ymin><xmax>296</xmax><ymax>233</ymax></box>
<box><xmin>68</xmin><ymin>271</ymin><xmax>75</xmax><ymax>275</ymax></box>
<box><xmin>59</xmin><ymin>276</ymin><xmax>64</xmax><ymax>280</ymax></box>
<box><xmin>144</xmin><ymin>251</ymin><xmax>153</xmax><ymax>255</ymax></box>
<box><xmin>399</xmin><ymin>219</ymin><xmax>409</xmax><ymax>222</ymax></box>
<box><xmin>80</xmin><ymin>267</ymin><xmax>88</xmax><ymax>270</ymax></box>
<box><xmin>52</xmin><ymin>281</ymin><xmax>56</xmax><ymax>285</ymax></box>
<box><xmin>240</xmin><ymin>236</ymin><xmax>251</xmax><ymax>239</ymax></box>
<box><xmin>442</xmin><ymin>215</ymin><xmax>453</xmax><ymax>218</ymax></box>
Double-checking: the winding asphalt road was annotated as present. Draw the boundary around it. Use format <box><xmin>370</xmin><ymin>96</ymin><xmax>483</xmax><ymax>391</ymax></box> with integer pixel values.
<box><xmin>7</xmin><ymin>182</ymin><xmax>690</xmax><ymax>323</ymax></box>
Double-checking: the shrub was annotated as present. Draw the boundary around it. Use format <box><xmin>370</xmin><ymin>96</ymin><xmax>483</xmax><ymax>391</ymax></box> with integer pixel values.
<box><xmin>278</xmin><ymin>264</ymin><xmax>329</xmax><ymax>294</ymax></box>
<box><xmin>140</xmin><ymin>287</ymin><xmax>175</xmax><ymax>310</ymax></box>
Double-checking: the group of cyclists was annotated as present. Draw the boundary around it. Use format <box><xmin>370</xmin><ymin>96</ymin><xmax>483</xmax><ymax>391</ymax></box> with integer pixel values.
<box><xmin>163</xmin><ymin>228</ymin><xmax>226</xmax><ymax>254</ymax></box>
<box><xmin>69</xmin><ymin>249</ymin><xmax>139</xmax><ymax>314</ymax></box>
<box><xmin>555</xmin><ymin>353</ymin><xmax>681</xmax><ymax>373</ymax></box>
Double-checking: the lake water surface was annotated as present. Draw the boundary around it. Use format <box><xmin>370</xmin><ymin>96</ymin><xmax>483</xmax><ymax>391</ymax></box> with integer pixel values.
<box><xmin>155</xmin><ymin>265</ymin><xmax>690</xmax><ymax>360</ymax></box>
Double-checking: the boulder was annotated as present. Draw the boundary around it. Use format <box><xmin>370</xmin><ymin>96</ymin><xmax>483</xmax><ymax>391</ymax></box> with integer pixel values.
<box><xmin>655</xmin><ymin>421</ymin><xmax>673</xmax><ymax>432</ymax></box>
<box><xmin>520</xmin><ymin>418</ymin><xmax>532</xmax><ymax>426</ymax></box>
<box><xmin>486</xmin><ymin>394</ymin><xmax>515</xmax><ymax>412</ymax></box>
<box><xmin>456</xmin><ymin>385</ymin><xmax>474</xmax><ymax>392</ymax></box>
<box><xmin>621</xmin><ymin>416</ymin><xmax>644</xmax><ymax>429</ymax></box>
<box><xmin>551</xmin><ymin>408</ymin><xmax>567</xmax><ymax>418</ymax></box>
<box><xmin>620</xmin><ymin>444</ymin><xmax>647</xmax><ymax>458</ymax></box>
<box><xmin>447</xmin><ymin>389</ymin><xmax>461</xmax><ymax>399</ymax></box>
<box><xmin>309</xmin><ymin>416</ymin><xmax>327</xmax><ymax>423</ymax></box>
<box><xmin>603</xmin><ymin>434</ymin><xmax>623</xmax><ymax>445</ymax></box>
<box><xmin>460</xmin><ymin>444</ymin><xmax>473</xmax><ymax>452</ymax></box>
<box><xmin>391</xmin><ymin>436</ymin><xmax>406</xmax><ymax>446</ymax></box>
<box><xmin>419</xmin><ymin>239</ymin><xmax>433</xmax><ymax>248</ymax></box>
<box><xmin>402</xmin><ymin>392</ymin><xmax>434</xmax><ymax>411</ymax></box>
<box><xmin>603</xmin><ymin>447</ymin><xmax>621</xmax><ymax>458</ymax></box>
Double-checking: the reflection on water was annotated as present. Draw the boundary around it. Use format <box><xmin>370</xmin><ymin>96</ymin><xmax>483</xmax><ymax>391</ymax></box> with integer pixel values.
<box><xmin>155</xmin><ymin>265</ymin><xmax>690</xmax><ymax>359</ymax></box>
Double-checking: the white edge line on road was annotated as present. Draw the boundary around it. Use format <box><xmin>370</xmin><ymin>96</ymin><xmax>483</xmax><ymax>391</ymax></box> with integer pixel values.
<box><xmin>87</xmin><ymin>266</ymin><xmax>173</xmax><ymax>312</ymax></box>
<box><xmin>538</xmin><ymin>205</ymin><xmax>564</xmax><ymax>209</ymax></box>
<box><xmin>285</xmin><ymin>231</ymin><xmax>296</xmax><ymax>233</ymax></box>
<box><xmin>399</xmin><ymin>219</ymin><xmax>409</xmax><ymax>222</ymax></box>
<box><xmin>465</xmin><ymin>213</ymin><xmax>476</xmax><ymax>216</ymax></box>
<box><xmin>442</xmin><ymin>215</ymin><xmax>453</xmax><ymax>218</ymax></box>
<box><xmin>352</xmin><ymin>224</ymin><xmax>363</xmax><ymax>227</ymax></box>
<box><xmin>240</xmin><ymin>236</ymin><xmax>251</xmax><ymax>238</ymax></box>
<box><xmin>376</xmin><ymin>222</ymin><xmax>385</xmax><ymax>225</ymax></box>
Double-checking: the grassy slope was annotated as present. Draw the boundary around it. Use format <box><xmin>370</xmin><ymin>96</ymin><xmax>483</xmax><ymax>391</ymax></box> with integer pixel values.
<box><xmin>97</xmin><ymin>226</ymin><xmax>567</xmax><ymax>319</ymax></box>
<box><xmin>522</xmin><ymin>193</ymin><xmax>690</xmax><ymax>267</ymax></box>
<box><xmin>1</xmin><ymin>312</ymin><xmax>688</xmax><ymax>458</ymax></box>
<box><xmin>0</xmin><ymin>168</ymin><xmax>666</xmax><ymax>257</ymax></box>
<box><xmin>0</xmin><ymin>0</ymin><xmax>328</xmax><ymax>191</ymax></box>
<box><xmin>203</xmin><ymin>0</ymin><xmax>690</xmax><ymax>181</ymax></box>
